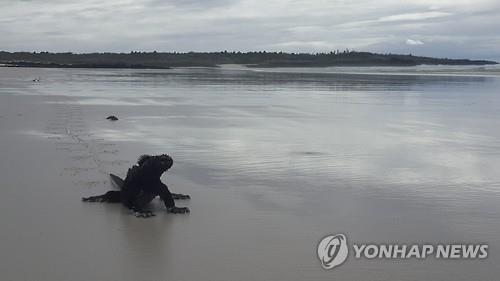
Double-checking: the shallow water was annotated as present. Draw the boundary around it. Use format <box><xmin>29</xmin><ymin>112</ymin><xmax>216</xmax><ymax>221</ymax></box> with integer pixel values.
<box><xmin>1</xmin><ymin>65</ymin><xmax>500</xmax><ymax>280</ymax></box>
<box><xmin>11</xmin><ymin>65</ymin><xmax>500</xmax><ymax>192</ymax></box>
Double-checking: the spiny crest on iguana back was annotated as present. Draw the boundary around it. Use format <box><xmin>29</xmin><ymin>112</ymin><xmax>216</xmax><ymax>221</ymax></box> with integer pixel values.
<box><xmin>137</xmin><ymin>154</ymin><xmax>152</xmax><ymax>166</ymax></box>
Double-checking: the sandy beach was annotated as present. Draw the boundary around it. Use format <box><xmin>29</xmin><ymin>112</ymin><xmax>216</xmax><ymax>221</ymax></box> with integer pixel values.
<box><xmin>1</xmin><ymin>66</ymin><xmax>500</xmax><ymax>280</ymax></box>
<box><xmin>0</xmin><ymin>83</ymin><xmax>325</xmax><ymax>281</ymax></box>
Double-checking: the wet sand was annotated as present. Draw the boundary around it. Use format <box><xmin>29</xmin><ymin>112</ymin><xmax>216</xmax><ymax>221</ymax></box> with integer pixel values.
<box><xmin>1</xmin><ymin>66</ymin><xmax>500</xmax><ymax>280</ymax></box>
<box><xmin>0</xmin><ymin>93</ymin><xmax>325</xmax><ymax>281</ymax></box>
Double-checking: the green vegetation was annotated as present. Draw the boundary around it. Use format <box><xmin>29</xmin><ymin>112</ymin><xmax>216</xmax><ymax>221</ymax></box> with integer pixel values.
<box><xmin>0</xmin><ymin>50</ymin><xmax>496</xmax><ymax>69</ymax></box>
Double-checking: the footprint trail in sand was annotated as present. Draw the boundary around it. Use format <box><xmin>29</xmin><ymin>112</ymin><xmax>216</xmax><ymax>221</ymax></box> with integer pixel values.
<box><xmin>44</xmin><ymin>97</ymin><xmax>131</xmax><ymax>192</ymax></box>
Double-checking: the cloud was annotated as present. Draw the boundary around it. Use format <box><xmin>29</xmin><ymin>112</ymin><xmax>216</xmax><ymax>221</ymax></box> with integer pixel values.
<box><xmin>378</xmin><ymin>11</ymin><xmax>451</xmax><ymax>22</ymax></box>
<box><xmin>406</xmin><ymin>39</ymin><xmax>424</xmax><ymax>45</ymax></box>
<box><xmin>0</xmin><ymin>0</ymin><xmax>499</xmax><ymax>59</ymax></box>
<box><xmin>268</xmin><ymin>41</ymin><xmax>336</xmax><ymax>51</ymax></box>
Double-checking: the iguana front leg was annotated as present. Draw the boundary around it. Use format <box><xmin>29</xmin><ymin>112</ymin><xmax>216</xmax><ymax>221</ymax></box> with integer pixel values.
<box><xmin>171</xmin><ymin>193</ymin><xmax>191</xmax><ymax>200</ymax></box>
<box><xmin>167</xmin><ymin>206</ymin><xmax>190</xmax><ymax>214</ymax></box>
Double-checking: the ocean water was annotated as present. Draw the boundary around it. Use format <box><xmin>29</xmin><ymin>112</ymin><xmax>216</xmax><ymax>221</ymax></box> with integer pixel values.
<box><xmin>1</xmin><ymin>65</ymin><xmax>500</xmax><ymax>280</ymax></box>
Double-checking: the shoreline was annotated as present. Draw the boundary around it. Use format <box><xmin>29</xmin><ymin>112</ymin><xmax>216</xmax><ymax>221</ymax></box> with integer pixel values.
<box><xmin>1</xmin><ymin>61</ymin><xmax>497</xmax><ymax>70</ymax></box>
<box><xmin>0</xmin><ymin>61</ymin><xmax>172</xmax><ymax>69</ymax></box>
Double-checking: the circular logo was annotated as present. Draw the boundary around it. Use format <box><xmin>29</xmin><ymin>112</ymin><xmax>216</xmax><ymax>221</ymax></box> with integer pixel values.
<box><xmin>317</xmin><ymin>234</ymin><xmax>349</xmax><ymax>269</ymax></box>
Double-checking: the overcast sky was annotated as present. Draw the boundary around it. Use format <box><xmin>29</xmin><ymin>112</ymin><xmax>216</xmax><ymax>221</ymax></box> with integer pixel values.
<box><xmin>1</xmin><ymin>0</ymin><xmax>499</xmax><ymax>59</ymax></box>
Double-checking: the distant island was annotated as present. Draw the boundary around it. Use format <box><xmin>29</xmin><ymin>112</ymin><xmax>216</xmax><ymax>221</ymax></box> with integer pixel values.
<box><xmin>0</xmin><ymin>50</ymin><xmax>497</xmax><ymax>69</ymax></box>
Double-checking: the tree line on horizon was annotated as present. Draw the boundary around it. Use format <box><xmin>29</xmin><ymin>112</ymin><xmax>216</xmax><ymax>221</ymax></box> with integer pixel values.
<box><xmin>0</xmin><ymin>50</ymin><xmax>496</xmax><ymax>69</ymax></box>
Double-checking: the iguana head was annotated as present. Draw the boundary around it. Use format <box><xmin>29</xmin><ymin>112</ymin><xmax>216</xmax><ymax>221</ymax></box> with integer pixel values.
<box><xmin>137</xmin><ymin>154</ymin><xmax>173</xmax><ymax>173</ymax></box>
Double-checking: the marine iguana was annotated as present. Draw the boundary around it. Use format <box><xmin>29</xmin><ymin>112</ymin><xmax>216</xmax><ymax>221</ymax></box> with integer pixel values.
<box><xmin>82</xmin><ymin>154</ymin><xmax>190</xmax><ymax>217</ymax></box>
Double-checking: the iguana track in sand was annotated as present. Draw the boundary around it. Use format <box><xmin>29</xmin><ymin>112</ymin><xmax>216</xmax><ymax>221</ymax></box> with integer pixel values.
<box><xmin>44</xmin><ymin>97</ymin><xmax>130</xmax><ymax>189</ymax></box>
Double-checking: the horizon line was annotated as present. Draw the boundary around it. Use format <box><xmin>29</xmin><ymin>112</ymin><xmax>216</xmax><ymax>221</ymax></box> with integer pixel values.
<box><xmin>1</xmin><ymin>50</ymin><xmax>497</xmax><ymax>62</ymax></box>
